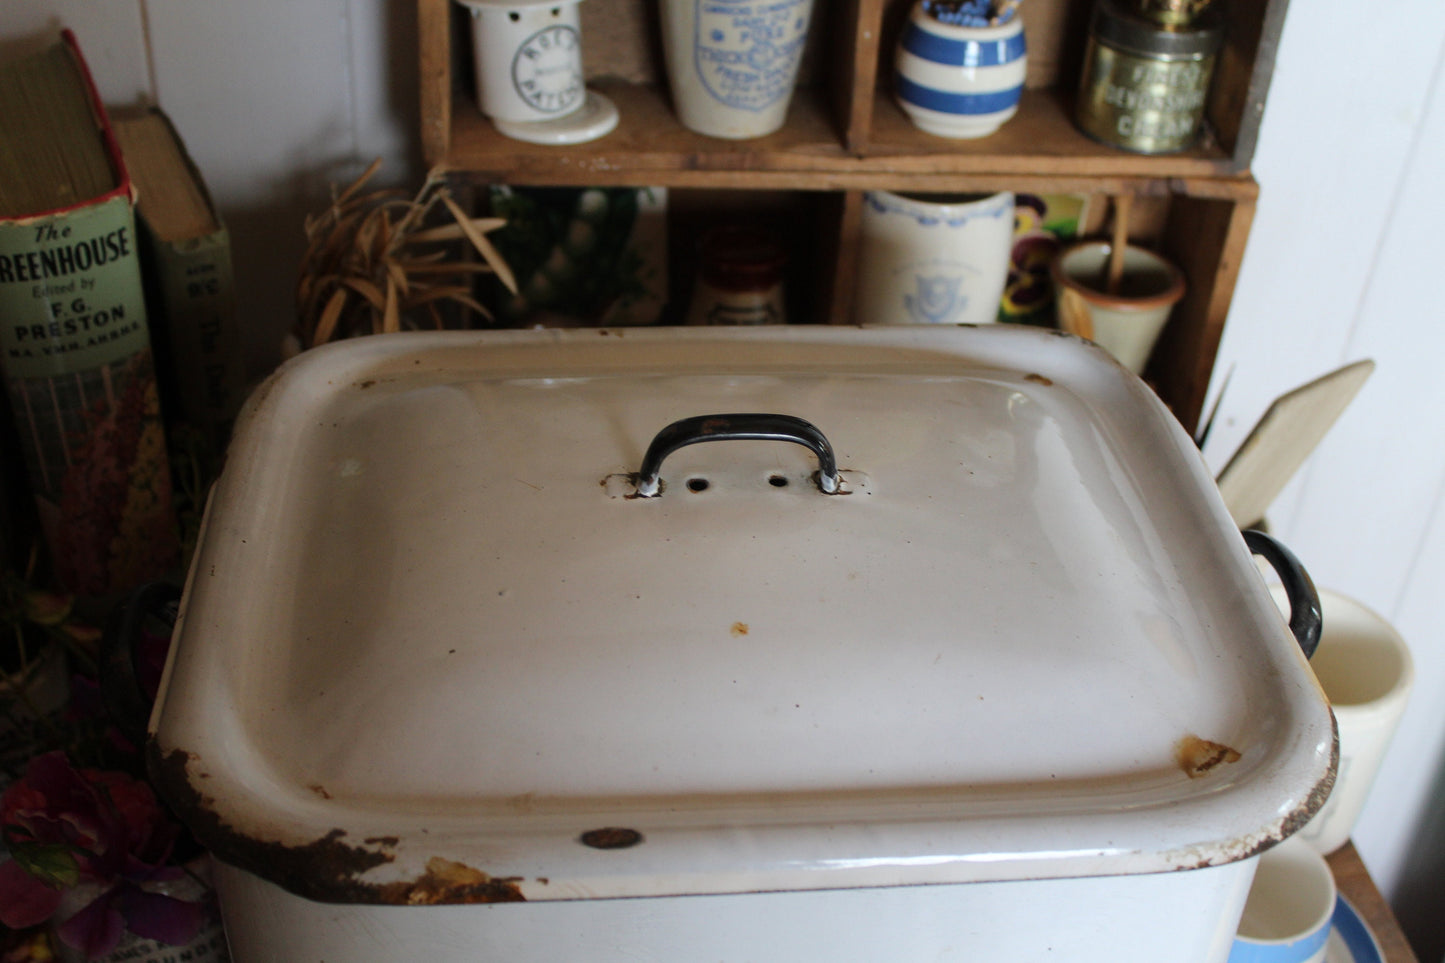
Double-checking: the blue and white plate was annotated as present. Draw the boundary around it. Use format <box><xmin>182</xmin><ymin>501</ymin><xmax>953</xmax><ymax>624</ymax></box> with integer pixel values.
<box><xmin>1327</xmin><ymin>896</ymin><xmax>1384</xmax><ymax>963</ymax></box>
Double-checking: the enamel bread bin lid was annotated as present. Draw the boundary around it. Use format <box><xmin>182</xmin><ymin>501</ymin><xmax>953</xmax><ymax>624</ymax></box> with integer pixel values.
<box><xmin>149</xmin><ymin>325</ymin><xmax>1334</xmax><ymax>906</ymax></box>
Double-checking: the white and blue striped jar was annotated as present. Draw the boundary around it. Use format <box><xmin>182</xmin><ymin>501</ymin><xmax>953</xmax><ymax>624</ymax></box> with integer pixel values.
<box><xmin>895</xmin><ymin>1</ymin><xmax>1027</xmax><ymax>139</ymax></box>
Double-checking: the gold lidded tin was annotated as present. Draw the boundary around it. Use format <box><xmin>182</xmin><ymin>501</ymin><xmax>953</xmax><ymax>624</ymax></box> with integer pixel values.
<box><xmin>1133</xmin><ymin>0</ymin><xmax>1215</xmax><ymax>28</ymax></box>
<box><xmin>1075</xmin><ymin>0</ymin><xmax>1223</xmax><ymax>154</ymax></box>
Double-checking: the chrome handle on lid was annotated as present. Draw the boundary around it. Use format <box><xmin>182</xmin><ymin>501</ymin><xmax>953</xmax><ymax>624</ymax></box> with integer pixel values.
<box><xmin>634</xmin><ymin>413</ymin><xmax>840</xmax><ymax>497</ymax></box>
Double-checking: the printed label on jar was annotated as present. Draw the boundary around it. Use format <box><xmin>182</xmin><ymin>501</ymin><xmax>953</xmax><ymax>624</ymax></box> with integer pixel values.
<box><xmin>511</xmin><ymin>25</ymin><xmax>584</xmax><ymax>114</ymax></box>
<box><xmin>1077</xmin><ymin>43</ymin><xmax>1215</xmax><ymax>152</ymax></box>
<box><xmin>694</xmin><ymin>0</ymin><xmax>810</xmax><ymax>112</ymax></box>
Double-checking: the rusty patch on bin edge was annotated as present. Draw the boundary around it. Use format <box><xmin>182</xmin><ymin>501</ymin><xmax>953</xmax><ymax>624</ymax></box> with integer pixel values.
<box><xmin>1162</xmin><ymin>722</ymin><xmax>1339</xmax><ymax>872</ymax></box>
<box><xmin>148</xmin><ymin>744</ymin><xmax>525</xmax><ymax>905</ymax></box>
<box><xmin>392</xmin><ymin>857</ymin><xmax>525</xmax><ymax>905</ymax></box>
<box><xmin>1175</xmin><ymin>735</ymin><xmax>1241</xmax><ymax>779</ymax></box>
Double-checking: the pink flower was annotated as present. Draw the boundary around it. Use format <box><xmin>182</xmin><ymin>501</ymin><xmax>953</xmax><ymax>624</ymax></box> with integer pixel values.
<box><xmin>0</xmin><ymin>752</ymin><xmax>203</xmax><ymax>959</ymax></box>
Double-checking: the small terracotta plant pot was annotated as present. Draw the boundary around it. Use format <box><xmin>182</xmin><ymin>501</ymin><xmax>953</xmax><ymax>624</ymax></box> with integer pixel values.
<box><xmin>1050</xmin><ymin>240</ymin><xmax>1185</xmax><ymax>374</ymax></box>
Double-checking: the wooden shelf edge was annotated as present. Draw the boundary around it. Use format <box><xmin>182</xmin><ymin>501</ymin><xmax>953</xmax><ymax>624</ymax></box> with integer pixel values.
<box><xmin>437</xmin><ymin>82</ymin><xmax>1252</xmax><ymax>191</ymax></box>
<box><xmin>1329</xmin><ymin>842</ymin><xmax>1421</xmax><ymax>963</ymax></box>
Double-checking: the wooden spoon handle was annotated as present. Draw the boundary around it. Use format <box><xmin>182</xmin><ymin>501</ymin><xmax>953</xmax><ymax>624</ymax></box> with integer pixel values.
<box><xmin>1106</xmin><ymin>193</ymin><xmax>1132</xmax><ymax>295</ymax></box>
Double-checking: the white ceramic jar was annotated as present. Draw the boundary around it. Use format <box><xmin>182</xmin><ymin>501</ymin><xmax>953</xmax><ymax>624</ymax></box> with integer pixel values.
<box><xmin>658</xmin><ymin>0</ymin><xmax>816</xmax><ymax>139</ymax></box>
<box><xmin>458</xmin><ymin>0</ymin><xmax>586</xmax><ymax>122</ymax></box>
<box><xmin>855</xmin><ymin>189</ymin><xmax>1014</xmax><ymax>325</ymax></box>
<box><xmin>895</xmin><ymin>1</ymin><xmax>1027</xmax><ymax>139</ymax></box>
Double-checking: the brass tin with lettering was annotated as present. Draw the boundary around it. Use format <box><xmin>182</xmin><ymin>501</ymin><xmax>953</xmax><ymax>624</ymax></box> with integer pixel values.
<box><xmin>1075</xmin><ymin>0</ymin><xmax>1222</xmax><ymax>154</ymax></box>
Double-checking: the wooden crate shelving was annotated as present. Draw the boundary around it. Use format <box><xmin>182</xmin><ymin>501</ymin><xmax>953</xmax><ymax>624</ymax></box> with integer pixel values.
<box><xmin>419</xmin><ymin>0</ymin><xmax>1286</xmax><ymax>430</ymax></box>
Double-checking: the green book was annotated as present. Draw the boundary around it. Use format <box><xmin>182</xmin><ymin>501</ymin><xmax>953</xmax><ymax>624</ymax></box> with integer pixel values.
<box><xmin>113</xmin><ymin>106</ymin><xmax>244</xmax><ymax>450</ymax></box>
<box><xmin>0</xmin><ymin>33</ymin><xmax>179</xmax><ymax>596</ymax></box>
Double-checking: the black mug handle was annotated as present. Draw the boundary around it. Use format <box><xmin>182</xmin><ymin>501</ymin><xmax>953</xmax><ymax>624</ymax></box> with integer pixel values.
<box><xmin>101</xmin><ymin>580</ymin><xmax>182</xmax><ymax>749</ymax></box>
<box><xmin>1243</xmin><ymin>529</ymin><xmax>1322</xmax><ymax>660</ymax></box>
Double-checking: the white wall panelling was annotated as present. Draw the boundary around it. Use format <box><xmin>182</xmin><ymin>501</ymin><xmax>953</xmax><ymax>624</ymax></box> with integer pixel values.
<box><xmin>0</xmin><ymin>1</ymin><xmax>152</xmax><ymax>104</ymax></box>
<box><xmin>1203</xmin><ymin>2</ymin><xmax>1445</xmax><ymax>955</ymax></box>
<box><xmin>141</xmin><ymin>0</ymin><xmax>416</xmax><ymax>375</ymax></box>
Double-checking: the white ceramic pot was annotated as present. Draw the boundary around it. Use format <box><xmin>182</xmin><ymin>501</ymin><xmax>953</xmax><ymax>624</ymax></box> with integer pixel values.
<box><xmin>854</xmin><ymin>189</ymin><xmax>1014</xmax><ymax>325</ymax></box>
<box><xmin>658</xmin><ymin>0</ymin><xmax>815</xmax><ymax>139</ymax></box>
<box><xmin>149</xmin><ymin>326</ymin><xmax>1335</xmax><ymax>962</ymax></box>
<box><xmin>895</xmin><ymin>2</ymin><xmax>1027</xmax><ymax>139</ymax></box>
<box><xmin>457</xmin><ymin>0</ymin><xmax>587</xmax><ymax>123</ymax></box>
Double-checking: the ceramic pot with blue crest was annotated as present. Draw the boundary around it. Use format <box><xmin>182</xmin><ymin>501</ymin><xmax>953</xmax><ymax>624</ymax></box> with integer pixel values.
<box><xmin>854</xmin><ymin>190</ymin><xmax>1014</xmax><ymax>326</ymax></box>
<box><xmin>659</xmin><ymin>0</ymin><xmax>816</xmax><ymax>139</ymax></box>
<box><xmin>895</xmin><ymin>0</ymin><xmax>1027</xmax><ymax>139</ymax></box>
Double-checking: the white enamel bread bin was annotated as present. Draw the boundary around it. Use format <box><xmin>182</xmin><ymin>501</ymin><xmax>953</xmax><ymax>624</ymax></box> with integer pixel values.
<box><xmin>148</xmin><ymin>325</ymin><xmax>1335</xmax><ymax>962</ymax></box>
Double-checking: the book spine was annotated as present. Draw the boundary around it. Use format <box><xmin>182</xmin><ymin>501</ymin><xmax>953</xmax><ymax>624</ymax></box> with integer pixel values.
<box><xmin>0</xmin><ymin>192</ymin><xmax>179</xmax><ymax>596</ymax></box>
<box><xmin>140</xmin><ymin>225</ymin><xmax>244</xmax><ymax>447</ymax></box>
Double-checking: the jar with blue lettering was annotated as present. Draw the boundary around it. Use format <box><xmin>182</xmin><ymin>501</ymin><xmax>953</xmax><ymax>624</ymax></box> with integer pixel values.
<box><xmin>895</xmin><ymin>0</ymin><xmax>1027</xmax><ymax>139</ymax></box>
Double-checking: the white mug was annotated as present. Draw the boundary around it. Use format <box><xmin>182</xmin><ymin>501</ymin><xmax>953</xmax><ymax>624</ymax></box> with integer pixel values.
<box><xmin>1229</xmin><ymin>837</ymin><xmax>1337</xmax><ymax>963</ymax></box>
<box><xmin>1281</xmin><ymin>588</ymin><xmax>1415</xmax><ymax>856</ymax></box>
<box><xmin>658</xmin><ymin>0</ymin><xmax>815</xmax><ymax>139</ymax></box>
<box><xmin>854</xmin><ymin>190</ymin><xmax>1014</xmax><ymax>326</ymax></box>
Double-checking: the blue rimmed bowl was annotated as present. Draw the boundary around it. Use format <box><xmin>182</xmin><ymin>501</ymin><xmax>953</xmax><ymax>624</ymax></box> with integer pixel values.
<box><xmin>895</xmin><ymin>2</ymin><xmax>1027</xmax><ymax>139</ymax></box>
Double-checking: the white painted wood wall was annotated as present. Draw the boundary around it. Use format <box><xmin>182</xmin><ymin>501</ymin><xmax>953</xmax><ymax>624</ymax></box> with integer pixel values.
<box><xmin>4</xmin><ymin>1</ymin><xmax>1443</xmax><ymax>956</ymax></box>
<box><xmin>1199</xmin><ymin>4</ymin><xmax>1445</xmax><ymax>956</ymax></box>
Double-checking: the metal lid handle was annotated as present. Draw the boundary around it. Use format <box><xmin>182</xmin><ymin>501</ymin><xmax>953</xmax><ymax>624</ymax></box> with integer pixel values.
<box><xmin>1244</xmin><ymin>529</ymin><xmax>1322</xmax><ymax>659</ymax></box>
<box><xmin>635</xmin><ymin>413</ymin><xmax>840</xmax><ymax>497</ymax></box>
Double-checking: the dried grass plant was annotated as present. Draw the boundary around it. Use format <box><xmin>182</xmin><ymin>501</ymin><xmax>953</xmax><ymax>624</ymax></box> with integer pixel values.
<box><xmin>295</xmin><ymin>160</ymin><xmax>518</xmax><ymax>348</ymax></box>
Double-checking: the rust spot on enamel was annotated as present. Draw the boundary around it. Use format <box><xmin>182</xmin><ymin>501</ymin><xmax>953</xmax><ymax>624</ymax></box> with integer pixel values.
<box><xmin>148</xmin><ymin>746</ymin><xmax>524</xmax><ymax>905</ymax></box>
<box><xmin>580</xmin><ymin>827</ymin><xmax>644</xmax><ymax>850</ymax></box>
<box><xmin>1176</xmin><ymin>735</ymin><xmax>1242</xmax><ymax>778</ymax></box>
<box><xmin>731</xmin><ymin>622</ymin><xmax>749</xmax><ymax>636</ymax></box>
<box><xmin>383</xmin><ymin>857</ymin><xmax>525</xmax><ymax>905</ymax></box>
<box><xmin>1024</xmin><ymin>373</ymin><xmax>1053</xmax><ymax>386</ymax></box>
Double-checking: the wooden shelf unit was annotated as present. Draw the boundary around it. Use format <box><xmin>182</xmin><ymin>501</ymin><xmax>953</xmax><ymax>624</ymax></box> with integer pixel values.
<box><xmin>418</xmin><ymin>0</ymin><xmax>1286</xmax><ymax>431</ymax></box>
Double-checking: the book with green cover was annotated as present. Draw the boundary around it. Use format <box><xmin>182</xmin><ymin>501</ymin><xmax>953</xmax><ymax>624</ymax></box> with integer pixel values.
<box><xmin>0</xmin><ymin>32</ymin><xmax>179</xmax><ymax>596</ymax></box>
<box><xmin>113</xmin><ymin>106</ymin><xmax>244</xmax><ymax>450</ymax></box>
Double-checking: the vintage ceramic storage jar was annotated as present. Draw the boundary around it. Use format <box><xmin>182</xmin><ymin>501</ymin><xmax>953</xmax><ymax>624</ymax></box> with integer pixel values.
<box><xmin>685</xmin><ymin>225</ymin><xmax>788</xmax><ymax>325</ymax></box>
<box><xmin>658</xmin><ymin>0</ymin><xmax>815</xmax><ymax>139</ymax></box>
<box><xmin>895</xmin><ymin>0</ymin><xmax>1028</xmax><ymax>139</ymax></box>
<box><xmin>854</xmin><ymin>189</ymin><xmax>1014</xmax><ymax>325</ymax></box>
<box><xmin>147</xmin><ymin>326</ymin><xmax>1334</xmax><ymax>962</ymax></box>
<box><xmin>455</xmin><ymin>0</ymin><xmax>619</xmax><ymax>145</ymax></box>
